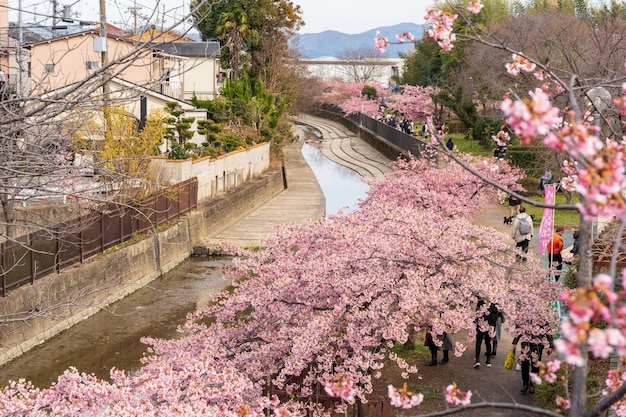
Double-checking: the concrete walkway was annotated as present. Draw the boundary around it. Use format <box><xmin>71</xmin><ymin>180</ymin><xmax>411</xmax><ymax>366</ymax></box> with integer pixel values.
<box><xmin>202</xmin><ymin>114</ymin><xmax>392</xmax><ymax>249</ymax></box>
<box><xmin>295</xmin><ymin>114</ymin><xmax>391</xmax><ymax>179</ymax></box>
<box><xmin>201</xmin><ymin>134</ymin><xmax>325</xmax><ymax>249</ymax></box>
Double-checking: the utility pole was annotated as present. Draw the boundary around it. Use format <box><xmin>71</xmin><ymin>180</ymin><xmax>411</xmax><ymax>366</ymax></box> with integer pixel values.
<box><xmin>17</xmin><ymin>0</ymin><xmax>24</xmax><ymax>96</ymax></box>
<box><xmin>98</xmin><ymin>0</ymin><xmax>111</xmax><ymax>140</ymax></box>
<box><xmin>52</xmin><ymin>0</ymin><xmax>58</xmax><ymax>37</ymax></box>
<box><xmin>99</xmin><ymin>0</ymin><xmax>107</xmax><ymax>70</ymax></box>
<box><xmin>128</xmin><ymin>0</ymin><xmax>142</xmax><ymax>34</ymax></box>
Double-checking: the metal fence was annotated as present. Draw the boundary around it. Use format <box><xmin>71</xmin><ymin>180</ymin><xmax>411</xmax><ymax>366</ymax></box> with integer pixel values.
<box><xmin>346</xmin><ymin>112</ymin><xmax>426</xmax><ymax>158</ymax></box>
<box><xmin>318</xmin><ymin>104</ymin><xmax>427</xmax><ymax>158</ymax></box>
<box><xmin>1</xmin><ymin>178</ymin><xmax>198</xmax><ymax>297</ymax></box>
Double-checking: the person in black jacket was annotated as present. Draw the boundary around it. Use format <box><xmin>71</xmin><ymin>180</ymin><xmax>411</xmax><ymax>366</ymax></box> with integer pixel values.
<box><xmin>512</xmin><ymin>325</ymin><xmax>554</xmax><ymax>394</ymax></box>
<box><xmin>474</xmin><ymin>299</ymin><xmax>498</xmax><ymax>369</ymax></box>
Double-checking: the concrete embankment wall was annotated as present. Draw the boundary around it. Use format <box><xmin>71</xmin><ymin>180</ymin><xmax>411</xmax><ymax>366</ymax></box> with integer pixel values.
<box><xmin>312</xmin><ymin>109</ymin><xmax>404</xmax><ymax>161</ymax></box>
<box><xmin>0</xmin><ymin>167</ymin><xmax>285</xmax><ymax>367</ymax></box>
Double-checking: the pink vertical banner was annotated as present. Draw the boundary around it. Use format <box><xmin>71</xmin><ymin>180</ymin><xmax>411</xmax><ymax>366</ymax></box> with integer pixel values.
<box><xmin>538</xmin><ymin>184</ymin><xmax>555</xmax><ymax>254</ymax></box>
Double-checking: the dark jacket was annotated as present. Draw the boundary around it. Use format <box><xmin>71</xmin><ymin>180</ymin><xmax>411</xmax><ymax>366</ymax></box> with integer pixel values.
<box><xmin>476</xmin><ymin>300</ymin><xmax>499</xmax><ymax>328</ymax></box>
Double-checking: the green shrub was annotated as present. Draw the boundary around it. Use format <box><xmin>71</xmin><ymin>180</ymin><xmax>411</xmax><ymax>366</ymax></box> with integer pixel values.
<box><xmin>507</xmin><ymin>146</ymin><xmax>542</xmax><ymax>170</ymax></box>
<box><xmin>534</xmin><ymin>359</ymin><xmax>609</xmax><ymax>411</ymax></box>
<box><xmin>362</xmin><ymin>85</ymin><xmax>378</xmax><ymax>100</ymax></box>
<box><xmin>473</xmin><ymin>117</ymin><xmax>505</xmax><ymax>148</ymax></box>
<box><xmin>220</xmin><ymin>133</ymin><xmax>247</xmax><ymax>153</ymax></box>
<box><xmin>168</xmin><ymin>143</ymin><xmax>190</xmax><ymax>160</ymax></box>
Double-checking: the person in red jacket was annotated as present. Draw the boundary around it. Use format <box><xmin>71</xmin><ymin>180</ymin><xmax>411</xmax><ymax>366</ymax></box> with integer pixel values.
<box><xmin>547</xmin><ymin>226</ymin><xmax>564</xmax><ymax>280</ymax></box>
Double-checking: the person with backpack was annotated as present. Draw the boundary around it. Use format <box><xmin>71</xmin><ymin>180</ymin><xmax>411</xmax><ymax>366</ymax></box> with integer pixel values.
<box><xmin>512</xmin><ymin>206</ymin><xmax>533</xmax><ymax>262</ymax></box>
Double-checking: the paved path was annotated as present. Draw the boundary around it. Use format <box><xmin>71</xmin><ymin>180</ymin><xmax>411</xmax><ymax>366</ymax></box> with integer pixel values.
<box><xmin>295</xmin><ymin>114</ymin><xmax>391</xmax><ymax>179</ymax></box>
<box><xmin>202</xmin><ymin>114</ymin><xmax>391</xmax><ymax>249</ymax></box>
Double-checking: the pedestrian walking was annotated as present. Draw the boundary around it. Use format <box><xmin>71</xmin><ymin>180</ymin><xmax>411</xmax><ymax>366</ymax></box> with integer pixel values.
<box><xmin>474</xmin><ymin>299</ymin><xmax>498</xmax><ymax>368</ymax></box>
<box><xmin>511</xmin><ymin>207</ymin><xmax>533</xmax><ymax>262</ymax></box>
<box><xmin>507</xmin><ymin>194</ymin><xmax>521</xmax><ymax>217</ymax></box>
<box><xmin>512</xmin><ymin>324</ymin><xmax>554</xmax><ymax>394</ymax></box>
<box><xmin>569</xmin><ymin>229</ymin><xmax>580</xmax><ymax>265</ymax></box>
<box><xmin>491</xmin><ymin>309</ymin><xmax>504</xmax><ymax>357</ymax></box>
<box><xmin>547</xmin><ymin>226</ymin><xmax>565</xmax><ymax>280</ymax></box>
<box><xmin>425</xmin><ymin>330</ymin><xmax>453</xmax><ymax>366</ymax></box>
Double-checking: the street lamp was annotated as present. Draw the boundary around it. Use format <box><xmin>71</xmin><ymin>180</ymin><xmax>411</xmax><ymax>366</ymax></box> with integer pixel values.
<box><xmin>586</xmin><ymin>86</ymin><xmax>612</xmax><ymax>132</ymax></box>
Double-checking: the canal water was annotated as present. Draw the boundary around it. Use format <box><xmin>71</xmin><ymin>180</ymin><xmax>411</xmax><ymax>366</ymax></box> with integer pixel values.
<box><xmin>301</xmin><ymin>141</ymin><xmax>369</xmax><ymax>216</ymax></box>
<box><xmin>0</xmin><ymin>131</ymin><xmax>369</xmax><ymax>389</ymax></box>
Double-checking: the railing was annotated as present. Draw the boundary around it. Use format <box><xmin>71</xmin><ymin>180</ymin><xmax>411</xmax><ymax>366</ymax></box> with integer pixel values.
<box><xmin>346</xmin><ymin>112</ymin><xmax>426</xmax><ymax>158</ymax></box>
<box><xmin>268</xmin><ymin>385</ymin><xmax>391</xmax><ymax>417</ymax></box>
<box><xmin>317</xmin><ymin>104</ymin><xmax>426</xmax><ymax>158</ymax></box>
<box><xmin>0</xmin><ymin>178</ymin><xmax>198</xmax><ymax>297</ymax></box>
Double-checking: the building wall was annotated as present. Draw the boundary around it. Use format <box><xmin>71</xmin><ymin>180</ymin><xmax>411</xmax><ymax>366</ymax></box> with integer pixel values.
<box><xmin>29</xmin><ymin>35</ymin><xmax>152</xmax><ymax>94</ymax></box>
<box><xmin>181</xmin><ymin>56</ymin><xmax>220</xmax><ymax>100</ymax></box>
<box><xmin>0</xmin><ymin>0</ymin><xmax>8</xmax><ymax>73</ymax></box>
<box><xmin>302</xmin><ymin>57</ymin><xmax>403</xmax><ymax>88</ymax></box>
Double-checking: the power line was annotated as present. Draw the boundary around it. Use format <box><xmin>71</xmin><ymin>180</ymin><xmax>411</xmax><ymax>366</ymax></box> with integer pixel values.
<box><xmin>1</xmin><ymin>3</ymin><xmax>60</xmax><ymax>21</ymax></box>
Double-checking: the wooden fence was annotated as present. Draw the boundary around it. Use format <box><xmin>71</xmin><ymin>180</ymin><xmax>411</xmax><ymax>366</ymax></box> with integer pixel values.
<box><xmin>0</xmin><ymin>178</ymin><xmax>198</xmax><ymax>297</ymax></box>
<box><xmin>268</xmin><ymin>383</ymin><xmax>392</xmax><ymax>417</ymax></box>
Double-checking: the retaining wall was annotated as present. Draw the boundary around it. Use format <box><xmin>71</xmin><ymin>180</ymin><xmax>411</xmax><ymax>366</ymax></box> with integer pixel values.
<box><xmin>0</xmin><ymin>166</ymin><xmax>285</xmax><ymax>367</ymax></box>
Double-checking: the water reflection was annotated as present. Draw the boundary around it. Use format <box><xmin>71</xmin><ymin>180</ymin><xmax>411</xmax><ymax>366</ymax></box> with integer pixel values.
<box><xmin>0</xmin><ymin>257</ymin><xmax>232</xmax><ymax>388</ymax></box>
<box><xmin>300</xmin><ymin>141</ymin><xmax>369</xmax><ymax>216</ymax></box>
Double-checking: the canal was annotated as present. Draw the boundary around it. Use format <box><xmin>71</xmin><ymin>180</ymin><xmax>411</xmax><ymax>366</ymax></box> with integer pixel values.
<box><xmin>0</xmin><ymin>131</ymin><xmax>370</xmax><ymax>389</ymax></box>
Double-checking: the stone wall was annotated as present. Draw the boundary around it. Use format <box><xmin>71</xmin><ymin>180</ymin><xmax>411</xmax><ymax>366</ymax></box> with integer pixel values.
<box><xmin>150</xmin><ymin>142</ymin><xmax>271</xmax><ymax>204</ymax></box>
<box><xmin>0</xmin><ymin>166</ymin><xmax>285</xmax><ymax>367</ymax></box>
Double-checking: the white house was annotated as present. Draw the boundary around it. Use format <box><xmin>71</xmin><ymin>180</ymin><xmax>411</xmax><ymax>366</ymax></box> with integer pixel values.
<box><xmin>301</xmin><ymin>56</ymin><xmax>404</xmax><ymax>88</ymax></box>
<box><xmin>155</xmin><ymin>41</ymin><xmax>222</xmax><ymax>101</ymax></box>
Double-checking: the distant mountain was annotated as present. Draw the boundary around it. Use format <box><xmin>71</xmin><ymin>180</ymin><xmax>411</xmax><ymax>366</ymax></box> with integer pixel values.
<box><xmin>292</xmin><ymin>23</ymin><xmax>424</xmax><ymax>59</ymax></box>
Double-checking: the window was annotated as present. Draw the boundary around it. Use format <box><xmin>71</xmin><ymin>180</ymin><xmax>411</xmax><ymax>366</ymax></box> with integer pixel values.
<box><xmin>44</xmin><ymin>64</ymin><xmax>55</xmax><ymax>74</ymax></box>
<box><xmin>85</xmin><ymin>61</ymin><xmax>99</xmax><ymax>70</ymax></box>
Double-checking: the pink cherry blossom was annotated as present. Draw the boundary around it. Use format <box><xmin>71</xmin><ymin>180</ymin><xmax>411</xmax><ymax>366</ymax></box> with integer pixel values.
<box><xmin>395</xmin><ymin>32</ymin><xmax>415</xmax><ymax>43</ymax></box>
<box><xmin>501</xmin><ymin>88</ymin><xmax>561</xmax><ymax>145</ymax></box>
<box><xmin>505</xmin><ymin>54</ymin><xmax>537</xmax><ymax>76</ymax></box>
<box><xmin>445</xmin><ymin>383</ymin><xmax>472</xmax><ymax>406</ymax></box>
<box><xmin>388</xmin><ymin>383</ymin><xmax>424</xmax><ymax>409</ymax></box>
<box><xmin>467</xmin><ymin>0</ymin><xmax>484</xmax><ymax>13</ymax></box>
<box><xmin>556</xmin><ymin>396</ymin><xmax>571</xmax><ymax>410</ymax></box>
<box><xmin>374</xmin><ymin>31</ymin><xmax>389</xmax><ymax>52</ymax></box>
<box><xmin>324</xmin><ymin>374</ymin><xmax>356</xmax><ymax>402</ymax></box>
<box><xmin>424</xmin><ymin>8</ymin><xmax>458</xmax><ymax>51</ymax></box>
<box><xmin>492</xmin><ymin>130</ymin><xmax>511</xmax><ymax>147</ymax></box>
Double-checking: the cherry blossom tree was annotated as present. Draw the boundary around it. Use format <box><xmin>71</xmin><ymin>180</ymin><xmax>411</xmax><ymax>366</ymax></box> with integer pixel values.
<box><xmin>9</xmin><ymin>1</ymin><xmax>626</xmax><ymax>416</ymax></box>
<box><xmin>317</xmin><ymin>81</ymin><xmax>387</xmax><ymax>115</ymax></box>
<box><xmin>385</xmin><ymin>85</ymin><xmax>437</xmax><ymax>122</ymax></box>
<box><xmin>0</xmin><ymin>150</ymin><xmax>562</xmax><ymax>416</ymax></box>
<box><xmin>373</xmin><ymin>2</ymin><xmax>626</xmax><ymax>416</ymax></box>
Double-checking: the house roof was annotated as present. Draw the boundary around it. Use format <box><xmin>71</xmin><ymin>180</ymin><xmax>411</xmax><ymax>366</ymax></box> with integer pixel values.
<box><xmin>11</xmin><ymin>23</ymin><xmax>134</xmax><ymax>46</ymax></box>
<box><xmin>41</xmin><ymin>75</ymin><xmax>202</xmax><ymax>110</ymax></box>
<box><xmin>155</xmin><ymin>42</ymin><xmax>220</xmax><ymax>58</ymax></box>
<box><xmin>130</xmin><ymin>27</ymin><xmax>195</xmax><ymax>43</ymax></box>
<box><xmin>23</xmin><ymin>28</ymin><xmax>135</xmax><ymax>47</ymax></box>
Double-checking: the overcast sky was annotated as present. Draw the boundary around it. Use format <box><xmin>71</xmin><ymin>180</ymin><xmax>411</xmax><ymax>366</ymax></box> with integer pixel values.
<box><xmin>10</xmin><ymin>0</ymin><xmax>431</xmax><ymax>35</ymax></box>
<box><xmin>295</xmin><ymin>0</ymin><xmax>431</xmax><ymax>34</ymax></box>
